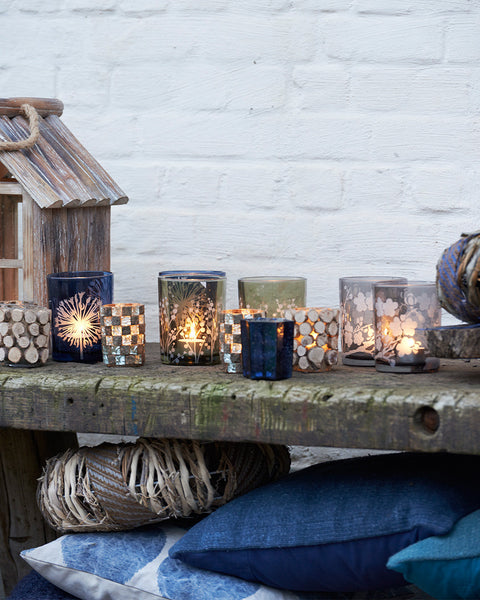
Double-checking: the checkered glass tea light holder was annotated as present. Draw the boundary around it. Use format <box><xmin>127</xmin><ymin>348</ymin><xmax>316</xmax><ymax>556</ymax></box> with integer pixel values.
<box><xmin>284</xmin><ymin>307</ymin><xmax>339</xmax><ymax>372</ymax></box>
<box><xmin>158</xmin><ymin>271</ymin><xmax>226</xmax><ymax>366</ymax></box>
<box><xmin>339</xmin><ymin>276</ymin><xmax>407</xmax><ymax>367</ymax></box>
<box><xmin>220</xmin><ymin>309</ymin><xmax>264</xmax><ymax>373</ymax></box>
<box><xmin>100</xmin><ymin>303</ymin><xmax>145</xmax><ymax>366</ymax></box>
<box><xmin>373</xmin><ymin>281</ymin><xmax>441</xmax><ymax>373</ymax></box>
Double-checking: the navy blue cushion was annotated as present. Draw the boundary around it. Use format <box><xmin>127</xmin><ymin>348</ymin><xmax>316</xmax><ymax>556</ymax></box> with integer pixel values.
<box><xmin>170</xmin><ymin>452</ymin><xmax>480</xmax><ymax>593</ymax></box>
<box><xmin>8</xmin><ymin>570</ymin><xmax>78</xmax><ymax>599</ymax></box>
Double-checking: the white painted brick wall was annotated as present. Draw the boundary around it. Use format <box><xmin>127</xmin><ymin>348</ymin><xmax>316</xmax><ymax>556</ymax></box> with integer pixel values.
<box><xmin>0</xmin><ymin>0</ymin><xmax>479</xmax><ymax>339</ymax></box>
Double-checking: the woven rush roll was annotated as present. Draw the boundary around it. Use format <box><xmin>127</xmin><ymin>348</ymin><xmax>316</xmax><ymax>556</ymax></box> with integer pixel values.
<box><xmin>37</xmin><ymin>437</ymin><xmax>290</xmax><ymax>533</ymax></box>
<box><xmin>436</xmin><ymin>232</ymin><xmax>480</xmax><ymax>324</ymax></box>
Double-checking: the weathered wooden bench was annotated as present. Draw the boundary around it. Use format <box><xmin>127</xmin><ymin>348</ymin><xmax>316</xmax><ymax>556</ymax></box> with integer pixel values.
<box><xmin>1</xmin><ymin>343</ymin><xmax>479</xmax><ymax>596</ymax></box>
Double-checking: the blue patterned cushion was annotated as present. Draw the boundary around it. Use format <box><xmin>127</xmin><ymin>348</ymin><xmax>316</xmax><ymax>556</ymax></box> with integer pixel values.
<box><xmin>170</xmin><ymin>453</ymin><xmax>480</xmax><ymax>593</ymax></box>
<box><xmin>20</xmin><ymin>523</ymin><xmax>321</xmax><ymax>600</ymax></box>
<box><xmin>387</xmin><ymin>509</ymin><xmax>480</xmax><ymax>599</ymax></box>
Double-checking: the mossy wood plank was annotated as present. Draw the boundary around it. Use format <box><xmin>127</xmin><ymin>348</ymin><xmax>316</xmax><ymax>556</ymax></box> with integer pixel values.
<box><xmin>0</xmin><ymin>345</ymin><xmax>479</xmax><ymax>454</ymax></box>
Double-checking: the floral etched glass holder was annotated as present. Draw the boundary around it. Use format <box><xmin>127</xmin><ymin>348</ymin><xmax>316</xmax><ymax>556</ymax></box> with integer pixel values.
<box><xmin>238</xmin><ymin>276</ymin><xmax>306</xmax><ymax>318</ymax></box>
<box><xmin>158</xmin><ymin>271</ymin><xmax>226</xmax><ymax>366</ymax></box>
<box><xmin>47</xmin><ymin>271</ymin><xmax>113</xmax><ymax>363</ymax></box>
<box><xmin>339</xmin><ymin>276</ymin><xmax>407</xmax><ymax>367</ymax></box>
<box><xmin>374</xmin><ymin>281</ymin><xmax>441</xmax><ymax>373</ymax></box>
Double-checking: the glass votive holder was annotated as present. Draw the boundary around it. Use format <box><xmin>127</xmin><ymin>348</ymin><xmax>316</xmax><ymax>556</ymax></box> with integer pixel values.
<box><xmin>100</xmin><ymin>303</ymin><xmax>145</xmax><ymax>366</ymax></box>
<box><xmin>374</xmin><ymin>281</ymin><xmax>441</xmax><ymax>373</ymax></box>
<box><xmin>220</xmin><ymin>308</ymin><xmax>265</xmax><ymax>373</ymax></box>
<box><xmin>284</xmin><ymin>307</ymin><xmax>339</xmax><ymax>373</ymax></box>
<box><xmin>238</xmin><ymin>276</ymin><xmax>306</xmax><ymax>318</ymax></box>
<box><xmin>339</xmin><ymin>276</ymin><xmax>407</xmax><ymax>366</ymax></box>
<box><xmin>47</xmin><ymin>271</ymin><xmax>113</xmax><ymax>363</ymax></box>
<box><xmin>0</xmin><ymin>301</ymin><xmax>51</xmax><ymax>367</ymax></box>
<box><xmin>240</xmin><ymin>317</ymin><xmax>294</xmax><ymax>380</ymax></box>
<box><xmin>158</xmin><ymin>270</ymin><xmax>226</xmax><ymax>365</ymax></box>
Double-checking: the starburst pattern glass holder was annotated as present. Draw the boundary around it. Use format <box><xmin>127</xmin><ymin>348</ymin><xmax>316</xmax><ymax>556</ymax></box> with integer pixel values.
<box><xmin>238</xmin><ymin>276</ymin><xmax>306</xmax><ymax>318</ymax></box>
<box><xmin>220</xmin><ymin>309</ymin><xmax>265</xmax><ymax>373</ymax></box>
<box><xmin>100</xmin><ymin>303</ymin><xmax>145</xmax><ymax>366</ymax></box>
<box><xmin>373</xmin><ymin>281</ymin><xmax>441</xmax><ymax>374</ymax></box>
<box><xmin>158</xmin><ymin>271</ymin><xmax>226</xmax><ymax>366</ymax></box>
<box><xmin>47</xmin><ymin>271</ymin><xmax>113</xmax><ymax>363</ymax></box>
<box><xmin>339</xmin><ymin>276</ymin><xmax>407</xmax><ymax>367</ymax></box>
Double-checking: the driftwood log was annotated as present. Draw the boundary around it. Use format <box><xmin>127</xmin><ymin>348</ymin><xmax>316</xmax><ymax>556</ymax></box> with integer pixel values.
<box><xmin>424</xmin><ymin>324</ymin><xmax>480</xmax><ymax>359</ymax></box>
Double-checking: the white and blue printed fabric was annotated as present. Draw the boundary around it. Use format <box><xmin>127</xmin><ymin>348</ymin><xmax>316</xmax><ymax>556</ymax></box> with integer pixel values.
<box><xmin>21</xmin><ymin>524</ymin><xmax>316</xmax><ymax>600</ymax></box>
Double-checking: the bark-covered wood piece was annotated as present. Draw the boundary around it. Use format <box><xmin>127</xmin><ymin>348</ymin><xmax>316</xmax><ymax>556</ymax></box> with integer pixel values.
<box><xmin>425</xmin><ymin>324</ymin><xmax>480</xmax><ymax>358</ymax></box>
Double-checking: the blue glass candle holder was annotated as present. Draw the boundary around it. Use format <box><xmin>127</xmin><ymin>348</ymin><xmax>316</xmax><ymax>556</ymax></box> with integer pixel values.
<box><xmin>47</xmin><ymin>271</ymin><xmax>113</xmax><ymax>363</ymax></box>
<box><xmin>240</xmin><ymin>317</ymin><xmax>294</xmax><ymax>380</ymax></box>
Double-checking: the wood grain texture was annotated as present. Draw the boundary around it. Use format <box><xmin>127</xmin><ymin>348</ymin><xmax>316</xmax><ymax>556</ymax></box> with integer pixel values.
<box><xmin>0</xmin><ymin>112</ymin><xmax>128</xmax><ymax>209</ymax></box>
<box><xmin>0</xmin><ymin>98</ymin><xmax>64</xmax><ymax>118</ymax></box>
<box><xmin>0</xmin><ymin>429</ymin><xmax>77</xmax><ymax>595</ymax></box>
<box><xmin>0</xmin><ymin>344</ymin><xmax>479</xmax><ymax>454</ymax></box>
<box><xmin>0</xmin><ymin>195</ymin><xmax>19</xmax><ymax>300</ymax></box>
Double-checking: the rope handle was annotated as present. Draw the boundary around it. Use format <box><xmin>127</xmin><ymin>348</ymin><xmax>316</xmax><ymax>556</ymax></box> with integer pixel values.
<box><xmin>0</xmin><ymin>103</ymin><xmax>40</xmax><ymax>151</ymax></box>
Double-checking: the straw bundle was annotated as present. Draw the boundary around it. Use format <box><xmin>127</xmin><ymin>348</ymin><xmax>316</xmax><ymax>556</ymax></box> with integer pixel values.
<box><xmin>37</xmin><ymin>437</ymin><xmax>290</xmax><ymax>533</ymax></box>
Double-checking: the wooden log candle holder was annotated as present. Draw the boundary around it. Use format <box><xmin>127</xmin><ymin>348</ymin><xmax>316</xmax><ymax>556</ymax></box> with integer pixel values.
<box><xmin>0</xmin><ymin>301</ymin><xmax>51</xmax><ymax>366</ymax></box>
<box><xmin>284</xmin><ymin>307</ymin><xmax>340</xmax><ymax>372</ymax></box>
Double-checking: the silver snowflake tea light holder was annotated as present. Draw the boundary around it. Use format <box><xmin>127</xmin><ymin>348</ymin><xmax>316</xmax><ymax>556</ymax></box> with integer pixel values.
<box><xmin>47</xmin><ymin>271</ymin><xmax>113</xmax><ymax>363</ymax></box>
<box><xmin>339</xmin><ymin>276</ymin><xmax>407</xmax><ymax>367</ymax></box>
<box><xmin>373</xmin><ymin>281</ymin><xmax>441</xmax><ymax>374</ymax></box>
<box><xmin>158</xmin><ymin>271</ymin><xmax>226</xmax><ymax>366</ymax></box>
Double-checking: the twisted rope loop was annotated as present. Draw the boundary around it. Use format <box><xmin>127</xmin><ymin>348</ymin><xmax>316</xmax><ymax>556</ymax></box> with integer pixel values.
<box><xmin>0</xmin><ymin>103</ymin><xmax>40</xmax><ymax>151</ymax></box>
<box><xmin>437</xmin><ymin>232</ymin><xmax>480</xmax><ymax>323</ymax></box>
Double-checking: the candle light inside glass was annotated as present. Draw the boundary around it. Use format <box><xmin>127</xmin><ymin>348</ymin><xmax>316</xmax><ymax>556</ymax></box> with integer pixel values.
<box><xmin>374</xmin><ymin>281</ymin><xmax>441</xmax><ymax>373</ymax></box>
<box><xmin>158</xmin><ymin>271</ymin><xmax>226</xmax><ymax>365</ymax></box>
<box><xmin>339</xmin><ymin>276</ymin><xmax>407</xmax><ymax>366</ymax></box>
<box><xmin>47</xmin><ymin>271</ymin><xmax>113</xmax><ymax>363</ymax></box>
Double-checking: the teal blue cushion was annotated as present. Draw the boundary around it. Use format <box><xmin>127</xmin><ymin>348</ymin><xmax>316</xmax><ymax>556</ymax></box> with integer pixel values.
<box><xmin>387</xmin><ymin>509</ymin><xmax>480</xmax><ymax>599</ymax></box>
<box><xmin>170</xmin><ymin>453</ymin><xmax>480</xmax><ymax>593</ymax></box>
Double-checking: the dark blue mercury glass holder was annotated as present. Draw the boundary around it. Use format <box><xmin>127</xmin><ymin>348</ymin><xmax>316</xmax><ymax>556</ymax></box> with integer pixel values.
<box><xmin>47</xmin><ymin>271</ymin><xmax>113</xmax><ymax>363</ymax></box>
<box><xmin>240</xmin><ymin>317</ymin><xmax>294</xmax><ymax>380</ymax></box>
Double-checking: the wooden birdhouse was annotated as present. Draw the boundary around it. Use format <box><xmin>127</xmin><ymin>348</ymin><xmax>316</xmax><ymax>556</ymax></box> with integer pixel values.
<box><xmin>0</xmin><ymin>97</ymin><xmax>128</xmax><ymax>306</ymax></box>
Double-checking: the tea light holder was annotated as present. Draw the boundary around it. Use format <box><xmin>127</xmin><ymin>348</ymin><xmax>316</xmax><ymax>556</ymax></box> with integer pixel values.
<box><xmin>158</xmin><ymin>270</ymin><xmax>226</xmax><ymax>365</ymax></box>
<box><xmin>47</xmin><ymin>271</ymin><xmax>113</xmax><ymax>363</ymax></box>
<box><xmin>100</xmin><ymin>303</ymin><xmax>145</xmax><ymax>366</ymax></box>
<box><xmin>284</xmin><ymin>307</ymin><xmax>339</xmax><ymax>372</ymax></box>
<box><xmin>240</xmin><ymin>317</ymin><xmax>294</xmax><ymax>380</ymax></box>
<box><xmin>220</xmin><ymin>308</ymin><xmax>264</xmax><ymax>373</ymax></box>
<box><xmin>238</xmin><ymin>276</ymin><xmax>306</xmax><ymax>318</ymax></box>
<box><xmin>339</xmin><ymin>276</ymin><xmax>407</xmax><ymax>366</ymax></box>
<box><xmin>0</xmin><ymin>301</ymin><xmax>51</xmax><ymax>367</ymax></box>
<box><xmin>374</xmin><ymin>281</ymin><xmax>441</xmax><ymax>373</ymax></box>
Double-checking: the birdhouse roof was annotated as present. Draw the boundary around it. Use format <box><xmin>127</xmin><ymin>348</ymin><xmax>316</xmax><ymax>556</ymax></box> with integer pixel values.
<box><xmin>0</xmin><ymin>97</ymin><xmax>128</xmax><ymax>209</ymax></box>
